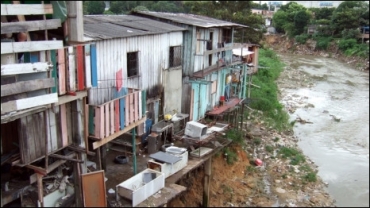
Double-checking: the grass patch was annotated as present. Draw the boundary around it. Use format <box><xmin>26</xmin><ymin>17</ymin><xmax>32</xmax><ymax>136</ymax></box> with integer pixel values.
<box><xmin>265</xmin><ymin>145</ymin><xmax>274</xmax><ymax>153</ymax></box>
<box><xmin>221</xmin><ymin>184</ymin><xmax>233</xmax><ymax>193</ymax></box>
<box><xmin>246</xmin><ymin>165</ymin><xmax>256</xmax><ymax>174</ymax></box>
<box><xmin>278</xmin><ymin>146</ymin><xmax>306</xmax><ymax>165</ymax></box>
<box><xmin>250</xmin><ymin>48</ymin><xmax>291</xmax><ymax>132</ymax></box>
<box><xmin>273</xmin><ymin>137</ymin><xmax>280</xmax><ymax>142</ymax></box>
<box><xmin>223</xmin><ymin>147</ymin><xmax>238</xmax><ymax>165</ymax></box>
<box><xmin>299</xmin><ymin>164</ymin><xmax>313</xmax><ymax>172</ymax></box>
<box><xmin>253</xmin><ymin>138</ymin><xmax>262</xmax><ymax>146</ymax></box>
<box><xmin>225</xmin><ymin>129</ymin><xmax>244</xmax><ymax>145</ymax></box>
<box><xmin>303</xmin><ymin>172</ymin><xmax>317</xmax><ymax>182</ymax></box>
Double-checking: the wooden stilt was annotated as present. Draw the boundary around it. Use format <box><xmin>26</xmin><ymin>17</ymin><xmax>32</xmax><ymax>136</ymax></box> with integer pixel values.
<box><xmin>202</xmin><ymin>157</ymin><xmax>212</xmax><ymax>207</ymax></box>
<box><xmin>96</xmin><ymin>146</ymin><xmax>102</xmax><ymax>170</ymax></box>
<box><xmin>37</xmin><ymin>173</ymin><xmax>43</xmax><ymax>207</ymax></box>
<box><xmin>74</xmin><ymin>153</ymin><xmax>83</xmax><ymax>207</ymax></box>
<box><xmin>101</xmin><ymin>145</ymin><xmax>107</xmax><ymax>171</ymax></box>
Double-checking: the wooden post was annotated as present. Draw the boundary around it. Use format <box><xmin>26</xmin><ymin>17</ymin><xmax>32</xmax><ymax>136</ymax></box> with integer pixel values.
<box><xmin>37</xmin><ymin>173</ymin><xmax>44</xmax><ymax>207</ymax></box>
<box><xmin>74</xmin><ymin>154</ymin><xmax>83</xmax><ymax>207</ymax></box>
<box><xmin>67</xmin><ymin>1</ymin><xmax>84</xmax><ymax>43</ymax></box>
<box><xmin>203</xmin><ymin>157</ymin><xmax>212</xmax><ymax>207</ymax></box>
<box><xmin>101</xmin><ymin>145</ymin><xmax>107</xmax><ymax>171</ymax></box>
<box><xmin>96</xmin><ymin>146</ymin><xmax>102</xmax><ymax>170</ymax></box>
<box><xmin>132</xmin><ymin>128</ymin><xmax>137</xmax><ymax>175</ymax></box>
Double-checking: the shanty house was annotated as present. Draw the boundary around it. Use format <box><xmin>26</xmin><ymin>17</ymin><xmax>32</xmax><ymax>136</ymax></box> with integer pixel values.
<box><xmin>82</xmin><ymin>15</ymin><xmax>186</xmax><ymax>149</ymax></box>
<box><xmin>1</xmin><ymin>1</ymin><xmax>94</xmax><ymax>207</ymax></box>
<box><xmin>132</xmin><ymin>11</ymin><xmax>251</xmax><ymax>121</ymax></box>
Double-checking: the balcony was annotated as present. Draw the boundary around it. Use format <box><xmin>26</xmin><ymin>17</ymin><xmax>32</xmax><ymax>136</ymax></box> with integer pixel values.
<box><xmin>88</xmin><ymin>88</ymin><xmax>146</xmax><ymax>150</ymax></box>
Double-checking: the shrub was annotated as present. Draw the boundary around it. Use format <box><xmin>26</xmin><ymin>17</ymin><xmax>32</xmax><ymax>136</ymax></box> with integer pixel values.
<box><xmin>338</xmin><ymin>38</ymin><xmax>357</xmax><ymax>51</ymax></box>
<box><xmin>226</xmin><ymin>129</ymin><xmax>244</xmax><ymax>145</ymax></box>
<box><xmin>341</xmin><ymin>29</ymin><xmax>361</xmax><ymax>39</ymax></box>
<box><xmin>295</xmin><ymin>34</ymin><xmax>310</xmax><ymax>44</ymax></box>
<box><xmin>223</xmin><ymin>147</ymin><xmax>238</xmax><ymax>165</ymax></box>
<box><xmin>315</xmin><ymin>36</ymin><xmax>332</xmax><ymax>50</ymax></box>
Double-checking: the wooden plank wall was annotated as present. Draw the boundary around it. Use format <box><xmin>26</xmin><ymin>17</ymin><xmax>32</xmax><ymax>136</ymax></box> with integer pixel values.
<box><xmin>18</xmin><ymin>111</ymin><xmax>47</xmax><ymax>164</ymax></box>
<box><xmin>88</xmin><ymin>89</ymin><xmax>145</xmax><ymax>139</ymax></box>
<box><xmin>16</xmin><ymin>101</ymin><xmax>77</xmax><ymax>165</ymax></box>
<box><xmin>55</xmin><ymin>44</ymin><xmax>93</xmax><ymax>95</ymax></box>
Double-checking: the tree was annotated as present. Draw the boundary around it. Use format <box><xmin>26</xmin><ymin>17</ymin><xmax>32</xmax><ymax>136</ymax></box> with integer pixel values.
<box><xmin>293</xmin><ymin>10</ymin><xmax>311</xmax><ymax>36</ymax></box>
<box><xmin>85</xmin><ymin>1</ymin><xmax>105</xmax><ymax>15</ymax></box>
<box><xmin>272</xmin><ymin>2</ymin><xmax>310</xmax><ymax>36</ymax></box>
<box><xmin>109</xmin><ymin>1</ymin><xmax>140</xmax><ymax>14</ymax></box>
<box><xmin>331</xmin><ymin>1</ymin><xmax>369</xmax><ymax>35</ymax></box>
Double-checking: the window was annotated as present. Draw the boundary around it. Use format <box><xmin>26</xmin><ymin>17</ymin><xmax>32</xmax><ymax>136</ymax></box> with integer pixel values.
<box><xmin>169</xmin><ymin>46</ymin><xmax>182</xmax><ymax>68</ymax></box>
<box><xmin>127</xmin><ymin>52</ymin><xmax>138</xmax><ymax>77</ymax></box>
<box><xmin>222</xmin><ymin>28</ymin><xmax>232</xmax><ymax>43</ymax></box>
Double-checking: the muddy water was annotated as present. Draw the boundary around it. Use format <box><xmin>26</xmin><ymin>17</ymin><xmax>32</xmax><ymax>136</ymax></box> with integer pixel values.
<box><xmin>278</xmin><ymin>54</ymin><xmax>369</xmax><ymax>207</ymax></box>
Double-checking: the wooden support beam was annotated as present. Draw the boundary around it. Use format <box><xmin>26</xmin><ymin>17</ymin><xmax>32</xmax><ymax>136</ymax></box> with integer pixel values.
<box><xmin>1</xmin><ymin>78</ymin><xmax>55</xmax><ymax>97</ymax></box>
<box><xmin>92</xmin><ymin>117</ymin><xmax>146</xmax><ymax>149</ymax></box>
<box><xmin>1</xmin><ymin>19</ymin><xmax>61</xmax><ymax>34</ymax></box>
<box><xmin>26</xmin><ymin>164</ymin><xmax>47</xmax><ymax>175</ymax></box>
<box><xmin>1</xmin><ymin>41</ymin><xmax>63</xmax><ymax>54</ymax></box>
<box><xmin>1</xmin><ymin>105</ymin><xmax>50</xmax><ymax>124</ymax></box>
<box><xmin>49</xmin><ymin>154</ymin><xmax>83</xmax><ymax>163</ymax></box>
<box><xmin>56</xmin><ymin>90</ymin><xmax>87</xmax><ymax>106</ymax></box>
<box><xmin>203</xmin><ymin>157</ymin><xmax>212</xmax><ymax>207</ymax></box>
<box><xmin>1</xmin><ymin>93</ymin><xmax>58</xmax><ymax>114</ymax></box>
<box><xmin>1</xmin><ymin>62</ymin><xmax>52</xmax><ymax>76</ymax></box>
<box><xmin>1</xmin><ymin>3</ymin><xmax>53</xmax><ymax>15</ymax></box>
<box><xmin>67</xmin><ymin>145</ymin><xmax>95</xmax><ymax>156</ymax></box>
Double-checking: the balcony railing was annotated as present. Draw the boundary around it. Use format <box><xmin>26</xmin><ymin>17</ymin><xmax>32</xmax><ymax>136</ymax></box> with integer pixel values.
<box><xmin>88</xmin><ymin>88</ymin><xmax>146</xmax><ymax>140</ymax></box>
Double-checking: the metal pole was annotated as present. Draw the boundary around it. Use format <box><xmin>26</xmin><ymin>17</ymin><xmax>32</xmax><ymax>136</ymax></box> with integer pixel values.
<box><xmin>132</xmin><ymin>128</ymin><xmax>137</xmax><ymax>175</ymax></box>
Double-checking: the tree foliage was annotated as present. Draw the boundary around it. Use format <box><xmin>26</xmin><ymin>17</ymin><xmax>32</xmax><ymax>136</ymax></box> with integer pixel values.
<box><xmin>85</xmin><ymin>1</ymin><xmax>105</xmax><ymax>15</ymax></box>
<box><xmin>331</xmin><ymin>1</ymin><xmax>369</xmax><ymax>35</ymax></box>
<box><xmin>272</xmin><ymin>2</ymin><xmax>309</xmax><ymax>36</ymax></box>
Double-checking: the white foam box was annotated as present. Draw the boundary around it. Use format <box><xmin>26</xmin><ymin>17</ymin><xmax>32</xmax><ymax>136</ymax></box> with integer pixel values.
<box><xmin>147</xmin><ymin>149</ymin><xmax>188</xmax><ymax>178</ymax></box>
<box><xmin>116</xmin><ymin>168</ymin><xmax>165</xmax><ymax>207</ymax></box>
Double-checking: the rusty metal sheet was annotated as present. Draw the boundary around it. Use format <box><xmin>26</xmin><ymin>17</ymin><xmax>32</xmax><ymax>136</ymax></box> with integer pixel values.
<box><xmin>81</xmin><ymin>170</ymin><xmax>107</xmax><ymax>207</ymax></box>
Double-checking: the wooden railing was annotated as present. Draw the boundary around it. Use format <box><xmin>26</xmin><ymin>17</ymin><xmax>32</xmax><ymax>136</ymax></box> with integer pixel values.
<box><xmin>88</xmin><ymin>88</ymin><xmax>146</xmax><ymax>140</ymax></box>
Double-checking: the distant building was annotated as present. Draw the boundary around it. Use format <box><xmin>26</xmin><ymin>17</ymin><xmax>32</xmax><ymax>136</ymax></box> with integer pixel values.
<box><xmin>251</xmin><ymin>9</ymin><xmax>274</xmax><ymax>26</ymax></box>
<box><xmin>287</xmin><ymin>1</ymin><xmax>343</xmax><ymax>8</ymax></box>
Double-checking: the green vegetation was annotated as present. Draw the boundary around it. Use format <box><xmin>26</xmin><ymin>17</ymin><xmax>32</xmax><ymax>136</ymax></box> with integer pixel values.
<box><xmin>223</xmin><ymin>147</ymin><xmax>238</xmax><ymax>165</ymax></box>
<box><xmin>84</xmin><ymin>1</ymin><xmax>105</xmax><ymax>15</ymax></box>
<box><xmin>272</xmin><ymin>1</ymin><xmax>369</xmax><ymax>60</ymax></box>
<box><xmin>303</xmin><ymin>172</ymin><xmax>317</xmax><ymax>182</ymax></box>
<box><xmin>278</xmin><ymin>146</ymin><xmax>305</xmax><ymax>165</ymax></box>
<box><xmin>246</xmin><ymin>165</ymin><xmax>256</xmax><ymax>174</ymax></box>
<box><xmin>265</xmin><ymin>145</ymin><xmax>274</xmax><ymax>153</ymax></box>
<box><xmin>225</xmin><ymin>129</ymin><xmax>244</xmax><ymax>145</ymax></box>
<box><xmin>250</xmin><ymin>48</ymin><xmax>291</xmax><ymax>132</ymax></box>
<box><xmin>253</xmin><ymin>138</ymin><xmax>262</xmax><ymax>146</ymax></box>
<box><xmin>273</xmin><ymin>137</ymin><xmax>280</xmax><ymax>142</ymax></box>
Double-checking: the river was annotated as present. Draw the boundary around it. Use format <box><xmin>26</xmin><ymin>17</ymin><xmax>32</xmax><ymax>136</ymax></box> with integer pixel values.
<box><xmin>277</xmin><ymin>54</ymin><xmax>369</xmax><ymax>207</ymax></box>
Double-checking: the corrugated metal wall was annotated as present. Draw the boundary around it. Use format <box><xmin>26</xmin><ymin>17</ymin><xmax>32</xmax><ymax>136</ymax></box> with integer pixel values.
<box><xmin>88</xmin><ymin>31</ymin><xmax>183</xmax><ymax>106</ymax></box>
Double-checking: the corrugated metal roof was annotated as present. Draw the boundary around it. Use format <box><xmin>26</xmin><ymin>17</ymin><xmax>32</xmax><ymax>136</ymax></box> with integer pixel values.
<box><xmin>83</xmin><ymin>15</ymin><xmax>186</xmax><ymax>40</ymax></box>
<box><xmin>132</xmin><ymin>11</ymin><xmax>249</xmax><ymax>28</ymax></box>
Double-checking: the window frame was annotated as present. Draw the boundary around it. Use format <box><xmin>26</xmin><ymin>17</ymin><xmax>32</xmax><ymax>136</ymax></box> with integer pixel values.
<box><xmin>127</xmin><ymin>51</ymin><xmax>139</xmax><ymax>78</ymax></box>
<box><xmin>169</xmin><ymin>45</ymin><xmax>182</xmax><ymax>68</ymax></box>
